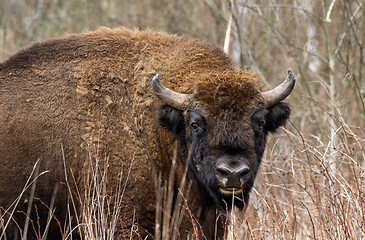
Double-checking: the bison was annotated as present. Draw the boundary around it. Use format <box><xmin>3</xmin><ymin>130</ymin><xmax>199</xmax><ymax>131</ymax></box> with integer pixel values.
<box><xmin>0</xmin><ymin>27</ymin><xmax>295</xmax><ymax>239</ymax></box>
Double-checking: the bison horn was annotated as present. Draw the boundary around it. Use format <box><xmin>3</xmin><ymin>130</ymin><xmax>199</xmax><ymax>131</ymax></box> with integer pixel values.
<box><xmin>152</xmin><ymin>74</ymin><xmax>191</xmax><ymax>110</ymax></box>
<box><xmin>262</xmin><ymin>69</ymin><xmax>296</xmax><ymax>108</ymax></box>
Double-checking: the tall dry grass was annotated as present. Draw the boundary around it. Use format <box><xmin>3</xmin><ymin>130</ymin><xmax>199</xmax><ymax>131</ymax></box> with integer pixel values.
<box><xmin>1</xmin><ymin>0</ymin><xmax>364</xmax><ymax>239</ymax></box>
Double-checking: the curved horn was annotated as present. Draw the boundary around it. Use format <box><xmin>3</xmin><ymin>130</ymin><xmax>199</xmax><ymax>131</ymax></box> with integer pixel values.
<box><xmin>262</xmin><ymin>69</ymin><xmax>296</xmax><ymax>108</ymax></box>
<box><xmin>152</xmin><ymin>74</ymin><xmax>191</xmax><ymax>110</ymax></box>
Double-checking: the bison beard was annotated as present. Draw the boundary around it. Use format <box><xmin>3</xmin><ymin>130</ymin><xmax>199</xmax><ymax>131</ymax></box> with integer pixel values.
<box><xmin>0</xmin><ymin>27</ymin><xmax>295</xmax><ymax>239</ymax></box>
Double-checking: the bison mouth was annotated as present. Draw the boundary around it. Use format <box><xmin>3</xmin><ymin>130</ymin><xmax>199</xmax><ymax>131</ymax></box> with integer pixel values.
<box><xmin>216</xmin><ymin>186</ymin><xmax>245</xmax><ymax>210</ymax></box>
<box><xmin>218</xmin><ymin>187</ymin><xmax>243</xmax><ymax>197</ymax></box>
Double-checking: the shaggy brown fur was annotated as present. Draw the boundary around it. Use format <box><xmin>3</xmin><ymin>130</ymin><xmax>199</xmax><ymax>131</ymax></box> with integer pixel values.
<box><xmin>0</xmin><ymin>27</ymin><xmax>291</xmax><ymax>239</ymax></box>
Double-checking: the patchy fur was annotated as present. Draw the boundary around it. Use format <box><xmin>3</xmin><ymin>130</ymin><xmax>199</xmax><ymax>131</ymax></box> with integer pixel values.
<box><xmin>0</xmin><ymin>27</ymin><xmax>291</xmax><ymax>239</ymax></box>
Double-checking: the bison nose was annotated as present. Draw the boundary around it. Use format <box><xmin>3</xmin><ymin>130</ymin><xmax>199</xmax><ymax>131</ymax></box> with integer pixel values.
<box><xmin>215</xmin><ymin>163</ymin><xmax>250</xmax><ymax>188</ymax></box>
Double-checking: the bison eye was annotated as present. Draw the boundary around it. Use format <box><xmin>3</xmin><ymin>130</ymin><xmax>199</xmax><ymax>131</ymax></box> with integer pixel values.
<box><xmin>258</xmin><ymin>119</ymin><xmax>265</xmax><ymax>127</ymax></box>
<box><xmin>191</xmin><ymin>122</ymin><xmax>199</xmax><ymax>130</ymax></box>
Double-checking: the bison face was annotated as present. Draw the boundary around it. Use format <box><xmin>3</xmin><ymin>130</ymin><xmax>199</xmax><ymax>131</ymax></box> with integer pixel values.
<box><xmin>157</xmin><ymin>103</ymin><xmax>290</xmax><ymax>209</ymax></box>
<box><xmin>153</xmin><ymin>70</ymin><xmax>295</xmax><ymax>210</ymax></box>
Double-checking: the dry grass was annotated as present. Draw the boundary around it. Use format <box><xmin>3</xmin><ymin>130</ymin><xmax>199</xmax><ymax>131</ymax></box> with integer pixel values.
<box><xmin>1</xmin><ymin>0</ymin><xmax>364</xmax><ymax>239</ymax></box>
<box><xmin>75</xmin><ymin>146</ymin><xmax>133</xmax><ymax>240</ymax></box>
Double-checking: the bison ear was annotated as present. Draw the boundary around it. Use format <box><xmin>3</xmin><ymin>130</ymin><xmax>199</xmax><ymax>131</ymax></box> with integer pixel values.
<box><xmin>264</xmin><ymin>102</ymin><xmax>291</xmax><ymax>133</ymax></box>
<box><xmin>158</xmin><ymin>105</ymin><xmax>185</xmax><ymax>134</ymax></box>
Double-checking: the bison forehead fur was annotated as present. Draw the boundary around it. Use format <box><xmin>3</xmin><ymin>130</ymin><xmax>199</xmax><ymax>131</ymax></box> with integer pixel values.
<box><xmin>0</xmin><ymin>27</ymin><xmax>292</xmax><ymax>239</ymax></box>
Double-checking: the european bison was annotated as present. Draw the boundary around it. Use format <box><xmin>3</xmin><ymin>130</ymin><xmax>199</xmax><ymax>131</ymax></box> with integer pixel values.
<box><xmin>0</xmin><ymin>27</ymin><xmax>295</xmax><ymax>239</ymax></box>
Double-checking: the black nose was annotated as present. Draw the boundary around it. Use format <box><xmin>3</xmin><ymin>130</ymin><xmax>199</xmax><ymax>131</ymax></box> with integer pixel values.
<box><xmin>215</xmin><ymin>162</ymin><xmax>250</xmax><ymax>188</ymax></box>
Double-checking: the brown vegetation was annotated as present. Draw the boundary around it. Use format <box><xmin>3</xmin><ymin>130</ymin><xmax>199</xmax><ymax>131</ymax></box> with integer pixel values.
<box><xmin>0</xmin><ymin>0</ymin><xmax>364</xmax><ymax>239</ymax></box>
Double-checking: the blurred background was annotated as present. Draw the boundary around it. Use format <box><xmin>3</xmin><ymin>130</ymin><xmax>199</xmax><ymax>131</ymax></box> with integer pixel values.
<box><xmin>1</xmin><ymin>0</ymin><xmax>364</xmax><ymax>239</ymax></box>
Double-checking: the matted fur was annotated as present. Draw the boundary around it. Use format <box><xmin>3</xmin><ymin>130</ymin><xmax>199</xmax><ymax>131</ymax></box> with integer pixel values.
<box><xmin>0</xmin><ymin>27</ymin><xmax>290</xmax><ymax>239</ymax></box>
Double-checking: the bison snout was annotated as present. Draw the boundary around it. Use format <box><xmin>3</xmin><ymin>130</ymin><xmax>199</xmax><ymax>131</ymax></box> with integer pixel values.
<box><xmin>215</xmin><ymin>160</ymin><xmax>250</xmax><ymax>196</ymax></box>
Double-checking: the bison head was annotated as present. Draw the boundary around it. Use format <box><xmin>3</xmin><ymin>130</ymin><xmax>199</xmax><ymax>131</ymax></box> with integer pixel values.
<box><xmin>153</xmin><ymin>70</ymin><xmax>295</xmax><ymax>210</ymax></box>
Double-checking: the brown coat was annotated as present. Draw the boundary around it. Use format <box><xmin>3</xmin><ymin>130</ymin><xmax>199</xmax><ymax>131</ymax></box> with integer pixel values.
<box><xmin>0</xmin><ymin>27</ymin><xmax>291</xmax><ymax>239</ymax></box>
